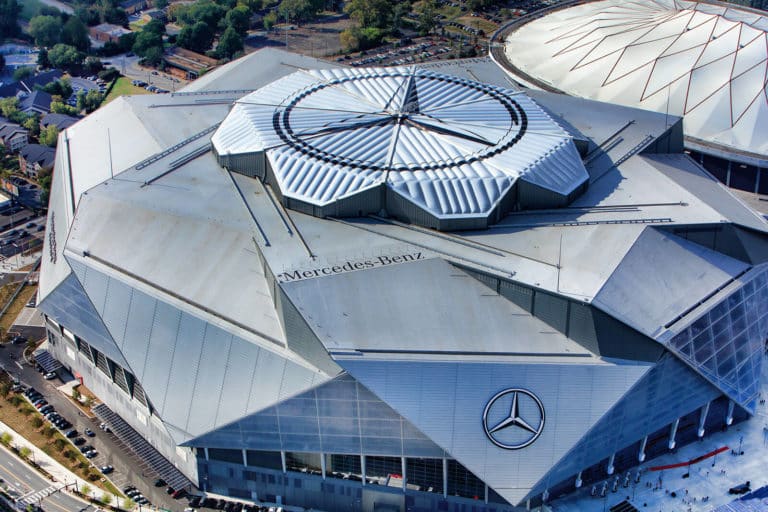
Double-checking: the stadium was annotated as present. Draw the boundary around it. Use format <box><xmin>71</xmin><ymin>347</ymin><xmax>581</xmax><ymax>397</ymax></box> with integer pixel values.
<box><xmin>37</xmin><ymin>49</ymin><xmax>768</xmax><ymax>511</ymax></box>
<box><xmin>498</xmin><ymin>0</ymin><xmax>768</xmax><ymax>195</ymax></box>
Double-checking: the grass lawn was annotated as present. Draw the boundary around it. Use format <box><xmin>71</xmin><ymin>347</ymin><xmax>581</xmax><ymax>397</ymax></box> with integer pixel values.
<box><xmin>104</xmin><ymin>77</ymin><xmax>151</xmax><ymax>104</ymax></box>
<box><xmin>0</xmin><ymin>395</ymin><xmax>120</xmax><ymax>496</ymax></box>
<box><xmin>0</xmin><ymin>284</ymin><xmax>37</xmax><ymax>336</ymax></box>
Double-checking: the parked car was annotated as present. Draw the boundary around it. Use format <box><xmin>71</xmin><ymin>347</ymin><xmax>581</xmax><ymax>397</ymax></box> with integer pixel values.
<box><xmin>85</xmin><ymin>450</ymin><xmax>97</xmax><ymax>458</ymax></box>
<box><xmin>84</xmin><ymin>429</ymin><xmax>95</xmax><ymax>437</ymax></box>
<box><xmin>154</xmin><ymin>478</ymin><xmax>166</xmax><ymax>487</ymax></box>
<box><xmin>65</xmin><ymin>430</ymin><xmax>78</xmax><ymax>438</ymax></box>
<box><xmin>100</xmin><ymin>465</ymin><xmax>114</xmax><ymax>474</ymax></box>
<box><xmin>73</xmin><ymin>437</ymin><xmax>86</xmax><ymax>446</ymax></box>
<box><xmin>39</xmin><ymin>405</ymin><xmax>54</xmax><ymax>414</ymax></box>
<box><xmin>43</xmin><ymin>372</ymin><xmax>56</xmax><ymax>380</ymax></box>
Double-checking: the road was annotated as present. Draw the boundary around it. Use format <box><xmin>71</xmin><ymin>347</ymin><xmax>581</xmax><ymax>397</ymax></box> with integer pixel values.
<box><xmin>0</xmin><ymin>445</ymin><xmax>95</xmax><ymax>512</ymax></box>
<box><xmin>0</xmin><ymin>342</ymin><xmax>188</xmax><ymax>511</ymax></box>
<box><xmin>112</xmin><ymin>53</ymin><xmax>188</xmax><ymax>93</ymax></box>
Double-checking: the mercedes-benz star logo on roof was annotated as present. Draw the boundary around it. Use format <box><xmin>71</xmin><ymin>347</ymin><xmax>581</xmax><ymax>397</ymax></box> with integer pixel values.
<box><xmin>482</xmin><ymin>388</ymin><xmax>545</xmax><ymax>450</ymax></box>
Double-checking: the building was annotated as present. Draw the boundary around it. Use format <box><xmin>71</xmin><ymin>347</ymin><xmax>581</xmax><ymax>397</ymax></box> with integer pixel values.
<box><xmin>18</xmin><ymin>90</ymin><xmax>52</xmax><ymax>115</ymax></box>
<box><xmin>89</xmin><ymin>23</ymin><xmax>133</xmax><ymax>44</ymax></box>
<box><xmin>163</xmin><ymin>47</ymin><xmax>217</xmax><ymax>80</ymax></box>
<box><xmin>497</xmin><ymin>0</ymin><xmax>768</xmax><ymax>195</ymax></box>
<box><xmin>119</xmin><ymin>0</ymin><xmax>147</xmax><ymax>14</ymax></box>
<box><xmin>19</xmin><ymin>144</ymin><xmax>55</xmax><ymax>179</ymax></box>
<box><xmin>0</xmin><ymin>70</ymin><xmax>63</xmax><ymax>99</ymax></box>
<box><xmin>0</xmin><ymin>117</ymin><xmax>28</xmax><ymax>153</ymax></box>
<box><xmin>40</xmin><ymin>113</ymin><xmax>79</xmax><ymax>132</ymax></box>
<box><xmin>37</xmin><ymin>49</ymin><xmax>768</xmax><ymax>512</ymax></box>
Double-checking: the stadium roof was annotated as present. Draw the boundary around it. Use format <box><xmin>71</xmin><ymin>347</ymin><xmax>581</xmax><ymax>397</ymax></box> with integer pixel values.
<box><xmin>503</xmin><ymin>0</ymin><xmax>768</xmax><ymax>162</ymax></box>
<box><xmin>212</xmin><ymin>67</ymin><xmax>588</xmax><ymax>223</ymax></box>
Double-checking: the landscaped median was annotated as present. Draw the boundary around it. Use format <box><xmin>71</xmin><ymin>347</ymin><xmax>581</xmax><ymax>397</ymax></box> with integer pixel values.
<box><xmin>0</xmin><ymin>373</ymin><xmax>122</xmax><ymax>502</ymax></box>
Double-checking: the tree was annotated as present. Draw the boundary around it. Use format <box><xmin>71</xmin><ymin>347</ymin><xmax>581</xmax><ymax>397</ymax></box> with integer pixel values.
<box><xmin>122</xmin><ymin>497</ymin><xmax>136</xmax><ymax>510</ymax></box>
<box><xmin>175</xmin><ymin>1</ymin><xmax>226</xmax><ymax>31</ymax></box>
<box><xmin>61</xmin><ymin>16</ymin><xmax>90</xmax><ymax>51</ymax></box>
<box><xmin>0</xmin><ymin>432</ymin><xmax>13</xmax><ymax>446</ymax></box>
<box><xmin>80</xmin><ymin>483</ymin><xmax>91</xmax><ymax>497</ymax></box>
<box><xmin>37</xmin><ymin>48</ymin><xmax>50</xmax><ymax>69</ymax></box>
<box><xmin>12</xmin><ymin>67</ymin><xmax>35</xmax><ymax>81</ymax></box>
<box><xmin>177</xmin><ymin>21</ymin><xmax>215</xmax><ymax>53</ymax></box>
<box><xmin>39</xmin><ymin>125</ymin><xmax>59</xmax><ymax>147</ymax></box>
<box><xmin>225</xmin><ymin>5</ymin><xmax>251</xmax><ymax>35</ymax></box>
<box><xmin>144</xmin><ymin>18</ymin><xmax>166</xmax><ymax>36</ymax></box>
<box><xmin>278</xmin><ymin>0</ymin><xmax>320</xmax><ymax>24</ymax></box>
<box><xmin>0</xmin><ymin>98</ymin><xmax>21</xmax><ymax>122</ymax></box>
<box><xmin>344</xmin><ymin>0</ymin><xmax>395</xmax><ymax>29</ymax></box>
<box><xmin>416</xmin><ymin>0</ymin><xmax>438</xmax><ymax>35</ymax></box>
<box><xmin>0</xmin><ymin>0</ymin><xmax>20</xmax><ymax>39</ymax></box>
<box><xmin>22</xmin><ymin>114</ymin><xmax>40</xmax><ymax>139</ymax></box>
<box><xmin>262</xmin><ymin>10</ymin><xmax>277</xmax><ymax>30</ymax></box>
<box><xmin>216</xmin><ymin>26</ymin><xmax>243</xmax><ymax>58</ymax></box>
<box><xmin>141</xmin><ymin>45</ymin><xmax>164</xmax><ymax>66</ymax></box>
<box><xmin>100</xmin><ymin>493</ymin><xmax>113</xmax><ymax>506</ymax></box>
<box><xmin>50</xmin><ymin>101</ymin><xmax>78</xmax><ymax>115</ymax></box>
<box><xmin>47</xmin><ymin>44</ymin><xmax>84</xmax><ymax>70</ymax></box>
<box><xmin>19</xmin><ymin>446</ymin><xmax>31</xmax><ymax>460</ymax></box>
<box><xmin>41</xmin><ymin>77</ymin><xmax>73</xmax><ymax>99</ymax></box>
<box><xmin>29</xmin><ymin>15</ymin><xmax>63</xmax><ymax>48</ymax></box>
<box><xmin>118</xmin><ymin>32</ymin><xmax>137</xmax><ymax>52</ymax></box>
<box><xmin>132</xmin><ymin>29</ymin><xmax>163</xmax><ymax>58</ymax></box>
<box><xmin>74</xmin><ymin>6</ymin><xmax>100</xmax><ymax>26</ymax></box>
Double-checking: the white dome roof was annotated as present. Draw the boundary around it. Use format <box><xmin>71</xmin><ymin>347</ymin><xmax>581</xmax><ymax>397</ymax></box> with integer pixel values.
<box><xmin>212</xmin><ymin>67</ymin><xmax>588</xmax><ymax>222</ymax></box>
<box><xmin>504</xmin><ymin>0</ymin><xmax>768</xmax><ymax>158</ymax></box>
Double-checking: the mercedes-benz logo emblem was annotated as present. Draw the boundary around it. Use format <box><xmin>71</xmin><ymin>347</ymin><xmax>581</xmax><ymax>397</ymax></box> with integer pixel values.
<box><xmin>482</xmin><ymin>388</ymin><xmax>545</xmax><ymax>450</ymax></box>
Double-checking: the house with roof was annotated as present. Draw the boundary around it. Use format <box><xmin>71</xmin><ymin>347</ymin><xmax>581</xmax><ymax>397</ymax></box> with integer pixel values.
<box><xmin>40</xmin><ymin>113</ymin><xmax>78</xmax><ymax>131</ymax></box>
<box><xmin>90</xmin><ymin>23</ymin><xmax>133</xmax><ymax>44</ymax></box>
<box><xmin>0</xmin><ymin>117</ymin><xmax>28</xmax><ymax>153</ymax></box>
<box><xmin>0</xmin><ymin>70</ymin><xmax>63</xmax><ymax>99</ymax></box>
<box><xmin>18</xmin><ymin>144</ymin><xmax>55</xmax><ymax>178</ymax></box>
<box><xmin>19</xmin><ymin>90</ymin><xmax>52</xmax><ymax>115</ymax></box>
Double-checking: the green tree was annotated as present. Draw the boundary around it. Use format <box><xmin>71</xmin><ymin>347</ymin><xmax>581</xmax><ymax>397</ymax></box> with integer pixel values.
<box><xmin>100</xmin><ymin>493</ymin><xmax>113</xmax><ymax>506</ymax></box>
<box><xmin>176</xmin><ymin>1</ymin><xmax>226</xmax><ymax>31</ymax></box>
<box><xmin>225</xmin><ymin>5</ymin><xmax>251</xmax><ymax>35</ymax></box>
<box><xmin>28</xmin><ymin>15</ymin><xmax>63</xmax><ymax>48</ymax></box>
<box><xmin>144</xmin><ymin>18</ymin><xmax>166</xmax><ymax>35</ymax></box>
<box><xmin>262</xmin><ymin>10</ymin><xmax>277</xmax><ymax>30</ymax></box>
<box><xmin>177</xmin><ymin>21</ymin><xmax>215</xmax><ymax>52</ymax></box>
<box><xmin>47</xmin><ymin>44</ymin><xmax>84</xmax><ymax>70</ymax></box>
<box><xmin>0</xmin><ymin>97</ymin><xmax>21</xmax><ymax>122</ymax></box>
<box><xmin>122</xmin><ymin>497</ymin><xmax>136</xmax><ymax>510</ymax></box>
<box><xmin>30</xmin><ymin>417</ymin><xmax>43</xmax><ymax>428</ymax></box>
<box><xmin>0</xmin><ymin>432</ymin><xmax>13</xmax><ymax>446</ymax></box>
<box><xmin>80</xmin><ymin>483</ymin><xmax>91</xmax><ymax>497</ymax></box>
<box><xmin>19</xmin><ymin>446</ymin><xmax>31</xmax><ymax>459</ymax></box>
<box><xmin>39</xmin><ymin>125</ymin><xmax>59</xmax><ymax>147</ymax></box>
<box><xmin>344</xmin><ymin>0</ymin><xmax>394</xmax><ymax>29</ymax></box>
<box><xmin>74</xmin><ymin>6</ymin><xmax>100</xmax><ymax>26</ymax></box>
<box><xmin>0</xmin><ymin>0</ymin><xmax>20</xmax><ymax>39</ymax></box>
<box><xmin>61</xmin><ymin>16</ymin><xmax>90</xmax><ymax>51</ymax></box>
<box><xmin>278</xmin><ymin>0</ymin><xmax>320</xmax><ymax>24</ymax></box>
<box><xmin>216</xmin><ymin>25</ymin><xmax>242</xmax><ymax>58</ymax></box>
<box><xmin>141</xmin><ymin>45</ymin><xmax>164</xmax><ymax>66</ymax></box>
<box><xmin>416</xmin><ymin>0</ymin><xmax>437</xmax><ymax>35</ymax></box>
<box><xmin>22</xmin><ymin>114</ymin><xmax>40</xmax><ymax>139</ymax></box>
<box><xmin>37</xmin><ymin>48</ymin><xmax>50</xmax><ymax>68</ymax></box>
<box><xmin>12</xmin><ymin>67</ymin><xmax>35</xmax><ymax>81</ymax></box>
<box><xmin>118</xmin><ymin>32</ymin><xmax>137</xmax><ymax>52</ymax></box>
<box><xmin>41</xmin><ymin>77</ymin><xmax>73</xmax><ymax>99</ymax></box>
<box><xmin>132</xmin><ymin>29</ymin><xmax>163</xmax><ymax>58</ymax></box>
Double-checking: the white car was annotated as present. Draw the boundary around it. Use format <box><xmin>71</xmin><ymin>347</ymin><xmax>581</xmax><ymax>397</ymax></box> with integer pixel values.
<box><xmin>43</xmin><ymin>372</ymin><xmax>56</xmax><ymax>380</ymax></box>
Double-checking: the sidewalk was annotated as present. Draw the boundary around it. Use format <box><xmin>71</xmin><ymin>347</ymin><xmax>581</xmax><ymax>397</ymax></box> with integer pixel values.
<box><xmin>0</xmin><ymin>418</ymin><xmax>112</xmax><ymax>503</ymax></box>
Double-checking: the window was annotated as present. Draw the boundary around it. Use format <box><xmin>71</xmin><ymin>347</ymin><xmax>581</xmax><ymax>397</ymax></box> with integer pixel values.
<box><xmin>447</xmin><ymin>460</ymin><xmax>484</xmax><ymax>500</ymax></box>
<box><xmin>326</xmin><ymin>454</ymin><xmax>362</xmax><ymax>481</ymax></box>
<box><xmin>285</xmin><ymin>452</ymin><xmax>321</xmax><ymax>475</ymax></box>
<box><xmin>208</xmin><ymin>448</ymin><xmax>244</xmax><ymax>465</ymax></box>
<box><xmin>365</xmin><ymin>456</ymin><xmax>401</xmax><ymax>485</ymax></box>
<box><xmin>246</xmin><ymin>450</ymin><xmax>282</xmax><ymax>470</ymax></box>
<box><xmin>406</xmin><ymin>458</ymin><xmax>443</xmax><ymax>494</ymax></box>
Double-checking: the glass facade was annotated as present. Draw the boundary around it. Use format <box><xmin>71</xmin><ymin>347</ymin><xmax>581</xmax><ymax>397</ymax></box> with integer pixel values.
<box><xmin>187</xmin><ymin>373</ymin><xmax>445</xmax><ymax>458</ymax></box>
<box><xmin>668</xmin><ymin>265</ymin><xmax>768</xmax><ymax>411</ymax></box>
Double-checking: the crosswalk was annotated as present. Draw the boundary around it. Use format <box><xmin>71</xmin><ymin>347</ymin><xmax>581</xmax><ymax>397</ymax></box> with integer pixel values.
<box><xmin>17</xmin><ymin>484</ymin><xmax>58</xmax><ymax>507</ymax></box>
